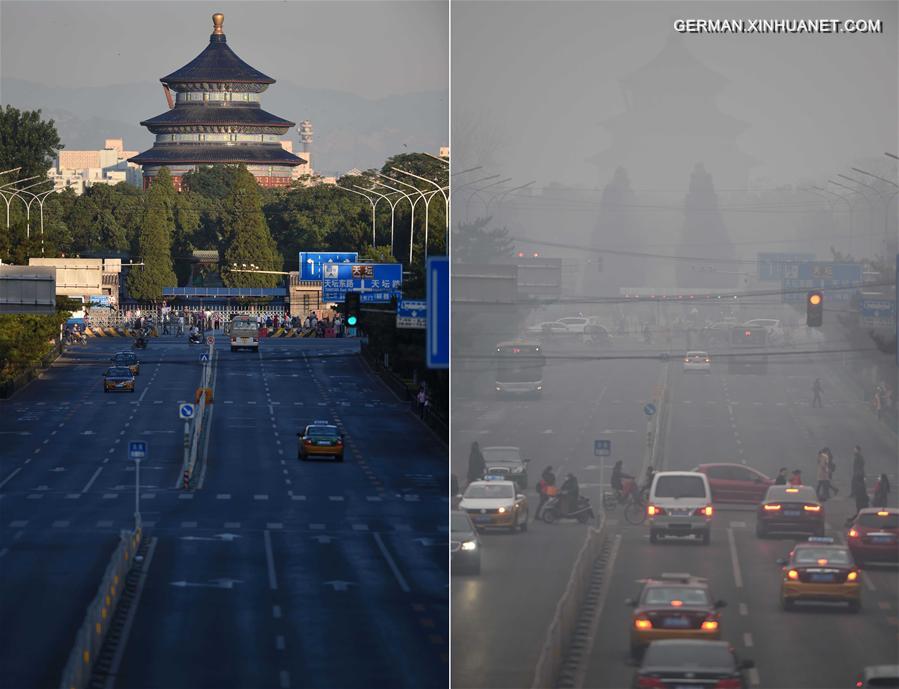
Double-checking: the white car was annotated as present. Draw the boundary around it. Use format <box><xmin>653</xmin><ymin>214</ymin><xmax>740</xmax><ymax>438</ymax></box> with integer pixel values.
<box><xmin>526</xmin><ymin>321</ymin><xmax>569</xmax><ymax>336</ymax></box>
<box><xmin>458</xmin><ymin>480</ymin><xmax>529</xmax><ymax>532</ymax></box>
<box><xmin>683</xmin><ymin>351</ymin><xmax>711</xmax><ymax>373</ymax></box>
<box><xmin>556</xmin><ymin>316</ymin><xmax>599</xmax><ymax>333</ymax></box>
<box><xmin>743</xmin><ymin>319</ymin><xmax>783</xmax><ymax>344</ymax></box>
<box><xmin>647</xmin><ymin>471</ymin><xmax>714</xmax><ymax>545</ymax></box>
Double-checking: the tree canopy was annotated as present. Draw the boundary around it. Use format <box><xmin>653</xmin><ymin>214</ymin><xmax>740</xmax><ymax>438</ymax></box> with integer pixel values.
<box><xmin>0</xmin><ymin>106</ymin><xmax>62</xmax><ymax>181</ymax></box>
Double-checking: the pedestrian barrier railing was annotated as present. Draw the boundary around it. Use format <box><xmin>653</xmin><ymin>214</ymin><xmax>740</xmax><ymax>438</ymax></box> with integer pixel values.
<box><xmin>58</xmin><ymin>528</ymin><xmax>142</xmax><ymax>689</ymax></box>
<box><xmin>531</xmin><ymin>521</ymin><xmax>607</xmax><ymax>689</ymax></box>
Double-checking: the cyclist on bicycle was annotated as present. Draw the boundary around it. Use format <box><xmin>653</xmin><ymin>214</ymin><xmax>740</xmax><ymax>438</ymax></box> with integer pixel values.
<box><xmin>611</xmin><ymin>460</ymin><xmax>636</xmax><ymax>501</ymax></box>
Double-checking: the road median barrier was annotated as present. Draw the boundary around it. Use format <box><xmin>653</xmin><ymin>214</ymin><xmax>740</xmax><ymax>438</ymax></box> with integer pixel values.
<box><xmin>181</xmin><ymin>343</ymin><xmax>216</xmax><ymax>489</ymax></box>
<box><xmin>58</xmin><ymin>528</ymin><xmax>142</xmax><ymax>689</ymax></box>
<box><xmin>531</xmin><ymin>522</ymin><xmax>608</xmax><ymax>689</ymax></box>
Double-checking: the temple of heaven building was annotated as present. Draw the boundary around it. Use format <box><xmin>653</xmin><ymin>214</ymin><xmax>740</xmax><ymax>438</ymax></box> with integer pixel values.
<box><xmin>130</xmin><ymin>12</ymin><xmax>304</xmax><ymax>190</ymax></box>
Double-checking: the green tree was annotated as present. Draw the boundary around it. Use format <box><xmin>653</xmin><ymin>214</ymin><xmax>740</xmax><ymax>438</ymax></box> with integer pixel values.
<box><xmin>0</xmin><ymin>106</ymin><xmax>62</xmax><ymax>180</ymax></box>
<box><xmin>221</xmin><ymin>166</ymin><xmax>281</xmax><ymax>288</ymax></box>
<box><xmin>359</xmin><ymin>245</ymin><xmax>398</xmax><ymax>263</ymax></box>
<box><xmin>126</xmin><ymin>169</ymin><xmax>177</xmax><ymax>301</ymax></box>
<box><xmin>451</xmin><ymin>217</ymin><xmax>513</xmax><ymax>264</ymax></box>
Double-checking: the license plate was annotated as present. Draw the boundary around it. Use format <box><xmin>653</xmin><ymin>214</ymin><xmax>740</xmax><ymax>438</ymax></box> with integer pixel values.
<box><xmin>871</xmin><ymin>535</ymin><xmax>894</xmax><ymax>543</ymax></box>
<box><xmin>317</xmin><ymin>441</ymin><xmax>331</xmax><ymax>446</ymax></box>
<box><xmin>674</xmin><ymin>685</ymin><xmax>702</xmax><ymax>689</ymax></box>
<box><xmin>784</xmin><ymin>510</ymin><xmax>800</xmax><ymax>517</ymax></box>
<box><xmin>662</xmin><ymin>617</ymin><xmax>690</xmax><ymax>628</ymax></box>
<box><xmin>474</xmin><ymin>516</ymin><xmax>492</xmax><ymax>524</ymax></box>
<box><xmin>810</xmin><ymin>573</ymin><xmax>834</xmax><ymax>582</ymax></box>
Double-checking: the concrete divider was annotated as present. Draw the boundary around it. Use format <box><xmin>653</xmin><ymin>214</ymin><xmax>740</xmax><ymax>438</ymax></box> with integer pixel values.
<box><xmin>181</xmin><ymin>342</ymin><xmax>215</xmax><ymax>488</ymax></box>
<box><xmin>531</xmin><ymin>522</ymin><xmax>608</xmax><ymax>689</ymax></box>
<box><xmin>58</xmin><ymin>528</ymin><xmax>142</xmax><ymax>689</ymax></box>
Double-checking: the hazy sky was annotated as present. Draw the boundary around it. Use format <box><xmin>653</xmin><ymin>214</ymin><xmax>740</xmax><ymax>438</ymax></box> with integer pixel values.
<box><xmin>452</xmin><ymin>0</ymin><xmax>898</xmax><ymax>189</ymax></box>
<box><xmin>0</xmin><ymin>0</ymin><xmax>448</xmax><ymax>98</ymax></box>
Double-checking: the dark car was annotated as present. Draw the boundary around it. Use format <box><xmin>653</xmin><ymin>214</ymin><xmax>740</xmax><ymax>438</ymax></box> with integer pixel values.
<box><xmin>756</xmin><ymin>485</ymin><xmax>824</xmax><ymax>538</ymax></box>
<box><xmin>633</xmin><ymin>640</ymin><xmax>753</xmax><ymax>689</ymax></box>
<box><xmin>451</xmin><ymin>510</ymin><xmax>481</xmax><ymax>575</ymax></box>
<box><xmin>481</xmin><ymin>446</ymin><xmax>529</xmax><ymax>489</ymax></box>
<box><xmin>848</xmin><ymin>508</ymin><xmax>899</xmax><ymax>565</ymax></box>
<box><xmin>111</xmin><ymin>351</ymin><xmax>140</xmax><ymax>376</ymax></box>
<box><xmin>103</xmin><ymin>367</ymin><xmax>135</xmax><ymax>393</ymax></box>
<box><xmin>694</xmin><ymin>463</ymin><xmax>773</xmax><ymax>504</ymax></box>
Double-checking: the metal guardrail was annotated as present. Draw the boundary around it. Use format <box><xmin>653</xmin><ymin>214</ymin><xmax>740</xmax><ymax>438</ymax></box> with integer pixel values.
<box><xmin>531</xmin><ymin>522</ymin><xmax>607</xmax><ymax>689</ymax></box>
<box><xmin>58</xmin><ymin>528</ymin><xmax>142</xmax><ymax>689</ymax></box>
<box><xmin>182</xmin><ymin>342</ymin><xmax>214</xmax><ymax>487</ymax></box>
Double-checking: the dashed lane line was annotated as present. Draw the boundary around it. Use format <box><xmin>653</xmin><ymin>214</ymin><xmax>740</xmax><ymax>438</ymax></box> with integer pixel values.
<box><xmin>82</xmin><ymin>467</ymin><xmax>104</xmax><ymax>493</ymax></box>
<box><xmin>0</xmin><ymin>468</ymin><xmax>22</xmax><ymax>489</ymax></box>
<box><xmin>264</xmin><ymin>529</ymin><xmax>279</xmax><ymax>591</ymax></box>
<box><xmin>727</xmin><ymin>527</ymin><xmax>743</xmax><ymax>589</ymax></box>
<box><xmin>373</xmin><ymin>532</ymin><xmax>410</xmax><ymax>593</ymax></box>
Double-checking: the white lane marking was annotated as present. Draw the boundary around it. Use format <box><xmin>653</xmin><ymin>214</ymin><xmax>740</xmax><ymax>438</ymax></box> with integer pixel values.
<box><xmin>328</xmin><ymin>496</ymin><xmax>344</xmax><ymax>501</ymax></box>
<box><xmin>217</xmin><ymin>494</ymin><xmax>231</xmax><ymax>500</ymax></box>
<box><xmin>138</xmin><ymin>387</ymin><xmax>148</xmax><ymax>402</ymax></box>
<box><xmin>743</xmin><ymin>632</ymin><xmax>753</xmax><ymax>647</ymax></box>
<box><xmin>267</xmin><ymin>523</ymin><xmax>284</xmax><ymax>530</ymax></box>
<box><xmin>0</xmin><ymin>468</ymin><xmax>21</xmax><ymax>489</ymax></box>
<box><xmin>52</xmin><ymin>520</ymin><xmax>70</xmax><ymax>528</ymax></box>
<box><xmin>352</xmin><ymin>524</ymin><xmax>369</xmax><ymax>531</ymax></box>
<box><xmin>96</xmin><ymin>520</ymin><xmax>113</xmax><ymax>528</ymax></box>
<box><xmin>309</xmin><ymin>523</ymin><xmax>325</xmax><ymax>530</ymax></box>
<box><xmin>291</xmin><ymin>495</ymin><xmax>306</xmax><ymax>501</ymax></box>
<box><xmin>82</xmin><ymin>467</ymin><xmax>104</xmax><ymax>493</ymax></box>
<box><xmin>254</xmin><ymin>494</ymin><xmax>269</xmax><ymax>501</ymax></box>
<box><xmin>738</xmin><ymin>603</ymin><xmax>748</xmax><ymax>616</ymax></box>
<box><xmin>730</xmin><ymin>521</ymin><xmax>746</xmax><ymax>528</ymax></box>
<box><xmin>272</xmin><ymin>605</ymin><xmax>282</xmax><ymax>618</ymax></box>
<box><xmin>862</xmin><ymin>572</ymin><xmax>877</xmax><ymax>592</ymax></box>
<box><xmin>179</xmin><ymin>493</ymin><xmax>194</xmax><ymax>500</ymax></box>
<box><xmin>66</xmin><ymin>494</ymin><xmax>81</xmax><ymax>500</ymax></box>
<box><xmin>181</xmin><ymin>521</ymin><xmax>197</xmax><ymax>528</ymax></box>
<box><xmin>727</xmin><ymin>527</ymin><xmax>743</xmax><ymax>589</ymax></box>
<box><xmin>366</xmin><ymin>496</ymin><xmax>382</xmax><ymax>502</ymax></box>
<box><xmin>264</xmin><ymin>529</ymin><xmax>279</xmax><ymax>591</ymax></box>
<box><xmin>748</xmin><ymin>667</ymin><xmax>761</xmax><ymax>686</ymax></box>
<box><xmin>0</xmin><ymin>548</ymin><xmax>8</xmax><ymax>559</ymax></box>
<box><xmin>102</xmin><ymin>493</ymin><xmax>118</xmax><ymax>499</ymax></box>
<box><xmin>224</xmin><ymin>522</ymin><xmax>241</xmax><ymax>529</ymax></box>
<box><xmin>373</xmin><ymin>532</ymin><xmax>410</xmax><ymax>593</ymax></box>
<box><xmin>275</xmin><ymin>635</ymin><xmax>285</xmax><ymax>650</ymax></box>
<box><xmin>9</xmin><ymin>520</ymin><xmax>28</xmax><ymax>528</ymax></box>
<box><xmin>279</xmin><ymin>670</ymin><xmax>290</xmax><ymax>689</ymax></box>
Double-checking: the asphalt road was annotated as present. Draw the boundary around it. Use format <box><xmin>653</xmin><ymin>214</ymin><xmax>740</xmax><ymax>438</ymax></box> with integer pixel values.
<box><xmin>451</xmin><ymin>336</ymin><xmax>665</xmax><ymax>689</ymax></box>
<box><xmin>583</xmin><ymin>344</ymin><xmax>899</xmax><ymax>689</ymax></box>
<box><xmin>0</xmin><ymin>334</ymin><xmax>447</xmax><ymax>689</ymax></box>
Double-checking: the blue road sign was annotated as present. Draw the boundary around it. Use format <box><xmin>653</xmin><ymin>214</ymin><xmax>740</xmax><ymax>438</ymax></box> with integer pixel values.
<box><xmin>179</xmin><ymin>403</ymin><xmax>195</xmax><ymax>420</ymax></box>
<box><xmin>859</xmin><ymin>298</ymin><xmax>895</xmax><ymax>320</ymax></box>
<box><xmin>757</xmin><ymin>252</ymin><xmax>816</xmax><ymax>281</ymax></box>
<box><xmin>594</xmin><ymin>439</ymin><xmax>611</xmax><ymax>457</ymax></box>
<box><xmin>426</xmin><ymin>256</ymin><xmax>449</xmax><ymax>369</ymax></box>
<box><xmin>299</xmin><ymin>252</ymin><xmax>358</xmax><ymax>281</ymax></box>
<box><xmin>128</xmin><ymin>441</ymin><xmax>147</xmax><ymax>460</ymax></box>
<box><xmin>782</xmin><ymin>262</ymin><xmax>862</xmax><ymax>303</ymax></box>
<box><xmin>321</xmin><ymin>263</ymin><xmax>403</xmax><ymax>302</ymax></box>
<box><xmin>397</xmin><ymin>299</ymin><xmax>427</xmax><ymax>329</ymax></box>
<box><xmin>643</xmin><ymin>403</ymin><xmax>657</xmax><ymax>417</ymax></box>
<box><xmin>199</xmin><ymin>352</ymin><xmax>209</xmax><ymax>363</ymax></box>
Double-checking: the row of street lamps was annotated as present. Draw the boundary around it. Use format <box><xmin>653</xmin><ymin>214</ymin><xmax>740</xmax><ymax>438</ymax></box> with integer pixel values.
<box><xmin>336</xmin><ymin>160</ymin><xmax>449</xmax><ymax>264</ymax></box>
<box><xmin>0</xmin><ymin>167</ymin><xmax>71</xmax><ymax>256</ymax></box>
<box><xmin>801</xmin><ymin>152</ymin><xmax>899</xmax><ymax>259</ymax></box>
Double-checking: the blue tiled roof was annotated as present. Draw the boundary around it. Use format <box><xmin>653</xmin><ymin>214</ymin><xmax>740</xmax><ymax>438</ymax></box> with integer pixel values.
<box><xmin>140</xmin><ymin>105</ymin><xmax>294</xmax><ymax>129</ymax></box>
<box><xmin>161</xmin><ymin>33</ymin><xmax>274</xmax><ymax>85</ymax></box>
<box><xmin>129</xmin><ymin>144</ymin><xmax>305</xmax><ymax>167</ymax></box>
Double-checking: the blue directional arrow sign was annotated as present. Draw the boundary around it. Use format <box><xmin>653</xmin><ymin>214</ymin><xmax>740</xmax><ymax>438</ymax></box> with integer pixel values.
<box><xmin>594</xmin><ymin>439</ymin><xmax>611</xmax><ymax>457</ymax></box>
<box><xmin>179</xmin><ymin>403</ymin><xmax>195</xmax><ymax>420</ymax></box>
<box><xmin>426</xmin><ymin>256</ymin><xmax>449</xmax><ymax>369</ymax></box>
<box><xmin>199</xmin><ymin>352</ymin><xmax>209</xmax><ymax>363</ymax></box>
<box><xmin>128</xmin><ymin>441</ymin><xmax>147</xmax><ymax>461</ymax></box>
<box><xmin>643</xmin><ymin>403</ymin><xmax>657</xmax><ymax>417</ymax></box>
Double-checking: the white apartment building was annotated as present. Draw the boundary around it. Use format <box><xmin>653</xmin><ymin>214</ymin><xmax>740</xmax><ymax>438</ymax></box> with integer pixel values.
<box><xmin>49</xmin><ymin>138</ymin><xmax>143</xmax><ymax>194</ymax></box>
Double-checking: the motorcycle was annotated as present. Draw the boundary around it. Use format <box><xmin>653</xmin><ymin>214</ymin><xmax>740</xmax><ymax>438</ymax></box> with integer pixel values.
<box><xmin>539</xmin><ymin>494</ymin><xmax>595</xmax><ymax>524</ymax></box>
<box><xmin>188</xmin><ymin>333</ymin><xmax>203</xmax><ymax>345</ymax></box>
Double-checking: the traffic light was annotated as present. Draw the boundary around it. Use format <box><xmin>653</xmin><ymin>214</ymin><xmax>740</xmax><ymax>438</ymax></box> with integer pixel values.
<box><xmin>806</xmin><ymin>290</ymin><xmax>823</xmax><ymax>327</ymax></box>
<box><xmin>344</xmin><ymin>291</ymin><xmax>361</xmax><ymax>327</ymax></box>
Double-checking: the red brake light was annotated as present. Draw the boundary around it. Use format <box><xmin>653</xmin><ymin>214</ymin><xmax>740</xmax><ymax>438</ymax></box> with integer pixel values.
<box><xmin>787</xmin><ymin>569</ymin><xmax>799</xmax><ymax>580</ymax></box>
<box><xmin>700</xmin><ymin>619</ymin><xmax>719</xmax><ymax>631</ymax></box>
<box><xmin>804</xmin><ymin>504</ymin><xmax>822</xmax><ymax>512</ymax></box>
<box><xmin>713</xmin><ymin>680</ymin><xmax>743</xmax><ymax>689</ymax></box>
<box><xmin>848</xmin><ymin>528</ymin><xmax>859</xmax><ymax>538</ymax></box>
<box><xmin>764</xmin><ymin>504</ymin><xmax>782</xmax><ymax>511</ymax></box>
<box><xmin>647</xmin><ymin>505</ymin><xmax>665</xmax><ymax>517</ymax></box>
<box><xmin>634</xmin><ymin>617</ymin><xmax>653</xmax><ymax>630</ymax></box>
<box><xmin>636</xmin><ymin>676</ymin><xmax>666</xmax><ymax>689</ymax></box>
<box><xmin>847</xmin><ymin>571</ymin><xmax>859</xmax><ymax>581</ymax></box>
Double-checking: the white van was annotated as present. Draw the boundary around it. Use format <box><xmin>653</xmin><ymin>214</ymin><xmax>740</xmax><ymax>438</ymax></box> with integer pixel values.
<box><xmin>647</xmin><ymin>471</ymin><xmax>714</xmax><ymax>545</ymax></box>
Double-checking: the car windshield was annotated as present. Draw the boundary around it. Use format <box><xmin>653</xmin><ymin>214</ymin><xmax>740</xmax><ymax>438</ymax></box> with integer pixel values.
<box><xmin>464</xmin><ymin>483</ymin><xmax>515</xmax><ymax>499</ymax></box>
<box><xmin>307</xmin><ymin>425</ymin><xmax>338</xmax><ymax>438</ymax></box>
<box><xmin>793</xmin><ymin>548</ymin><xmax>851</xmax><ymax>565</ymax></box>
<box><xmin>451</xmin><ymin>513</ymin><xmax>473</xmax><ymax>532</ymax></box>
<box><xmin>482</xmin><ymin>449</ymin><xmax>522</xmax><ymax>465</ymax></box>
<box><xmin>643</xmin><ymin>643</ymin><xmax>734</xmax><ymax>669</ymax></box>
<box><xmin>107</xmin><ymin>368</ymin><xmax>132</xmax><ymax>377</ymax></box>
<box><xmin>654</xmin><ymin>475</ymin><xmax>706</xmax><ymax>499</ymax></box>
<box><xmin>643</xmin><ymin>587</ymin><xmax>710</xmax><ymax>606</ymax></box>
<box><xmin>114</xmin><ymin>354</ymin><xmax>136</xmax><ymax>363</ymax></box>
<box><xmin>857</xmin><ymin>512</ymin><xmax>899</xmax><ymax>529</ymax></box>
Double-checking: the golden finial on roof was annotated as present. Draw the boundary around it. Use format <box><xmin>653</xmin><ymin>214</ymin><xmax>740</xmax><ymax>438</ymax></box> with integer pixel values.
<box><xmin>212</xmin><ymin>13</ymin><xmax>225</xmax><ymax>35</ymax></box>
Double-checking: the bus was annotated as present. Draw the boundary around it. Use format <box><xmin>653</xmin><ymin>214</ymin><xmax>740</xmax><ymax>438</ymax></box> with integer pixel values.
<box><xmin>495</xmin><ymin>341</ymin><xmax>546</xmax><ymax>397</ymax></box>
<box><xmin>225</xmin><ymin>315</ymin><xmax>259</xmax><ymax>352</ymax></box>
<box><xmin>728</xmin><ymin>325</ymin><xmax>767</xmax><ymax>374</ymax></box>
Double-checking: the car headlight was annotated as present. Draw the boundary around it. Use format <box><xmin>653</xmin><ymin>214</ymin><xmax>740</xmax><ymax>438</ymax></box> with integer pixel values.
<box><xmin>461</xmin><ymin>541</ymin><xmax>478</xmax><ymax>551</ymax></box>
<box><xmin>511</xmin><ymin>467</ymin><xmax>524</xmax><ymax>474</ymax></box>
<box><xmin>497</xmin><ymin>506</ymin><xmax>507</xmax><ymax>514</ymax></box>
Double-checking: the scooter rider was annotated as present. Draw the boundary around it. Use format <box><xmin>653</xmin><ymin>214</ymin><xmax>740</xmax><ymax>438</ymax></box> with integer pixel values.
<box><xmin>559</xmin><ymin>473</ymin><xmax>579</xmax><ymax>515</ymax></box>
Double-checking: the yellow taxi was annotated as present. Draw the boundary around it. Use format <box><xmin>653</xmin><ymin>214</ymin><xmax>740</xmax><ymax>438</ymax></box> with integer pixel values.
<box><xmin>112</xmin><ymin>351</ymin><xmax>141</xmax><ymax>376</ymax></box>
<box><xmin>297</xmin><ymin>421</ymin><xmax>344</xmax><ymax>462</ymax></box>
<box><xmin>626</xmin><ymin>573</ymin><xmax>726</xmax><ymax>659</ymax></box>
<box><xmin>458</xmin><ymin>479</ymin><xmax>529</xmax><ymax>532</ymax></box>
<box><xmin>777</xmin><ymin>537</ymin><xmax>861</xmax><ymax>611</ymax></box>
<box><xmin>103</xmin><ymin>366</ymin><xmax>136</xmax><ymax>393</ymax></box>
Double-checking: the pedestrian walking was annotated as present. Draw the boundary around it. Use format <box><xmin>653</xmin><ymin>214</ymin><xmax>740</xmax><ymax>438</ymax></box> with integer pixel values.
<box><xmin>872</xmin><ymin>473</ymin><xmax>891</xmax><ymax>508</ymax></box>
<box><xmin>422</xmin><ymin>394</ymin><xmax>431</xmax><ymax>420</ymax></box>
<box><xmin>846</xmin><ymin>474</ymin><xmax>871</xmax><ymax>526</ymax></box>
<box><xmin>816</xmin><ymin>451</ymin><xmax>831</xmax><ymax>501</ymax></box>
<box><xmin>850</xmin><ymin>446</ymin><xmax>865</xmax><ymax>496</ymax></box>
<box><xmin>823</xmin><ymin>447</ymin><xmax>839</xmax><ymax>496</ymax></box>
<box><xmin>417</xmin><ymin>387</ymin><xmax>427</xmax><ymax>417</ymax></box>
<box><xmin>467</xmin><ymin>442</ymin><xmax>485</xmax><ymax>485</ymax></box>
<box><xmin>812</xmin><ymin>378</ymin><xmax>823</xmax><ymax>408</ymax></box>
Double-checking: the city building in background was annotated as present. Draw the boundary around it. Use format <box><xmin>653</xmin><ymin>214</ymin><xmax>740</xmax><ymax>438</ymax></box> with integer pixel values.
<box><xmin>48</xmin><ymin>138</ymin><xmax>142</xmax><ymax>194</ymax></box>
<box><xmin>130</xmin><ymin>12</ymin><xmax>305</xmax><ymax>190</ymax></box>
